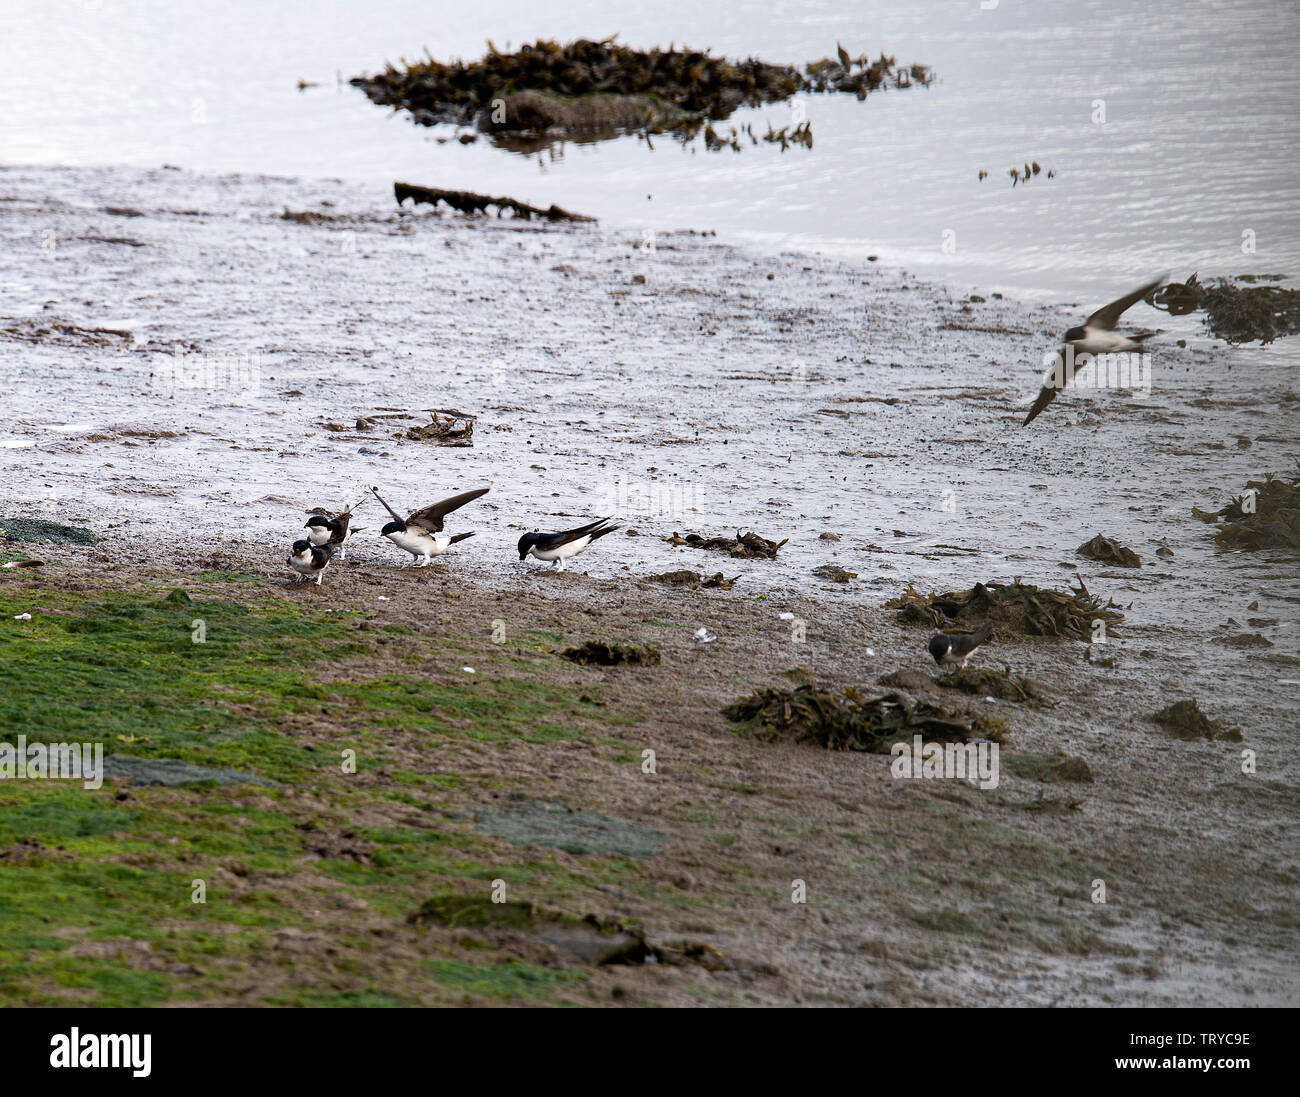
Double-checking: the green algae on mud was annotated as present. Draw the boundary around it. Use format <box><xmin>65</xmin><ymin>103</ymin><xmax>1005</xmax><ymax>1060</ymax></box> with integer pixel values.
<box><xmin>0</xmin><ymin>517</ymin><xmax>96</xmax><ymax>545</ymax></box>
<box><xmin>0</xmin><ymin>585</ymin><xmax>588</xmax><ymax>772</ymax></box>
<box><xmin>0</xmin><ymin>580</ymin><xmax>642</xmax><ymax>1006</ymax></box>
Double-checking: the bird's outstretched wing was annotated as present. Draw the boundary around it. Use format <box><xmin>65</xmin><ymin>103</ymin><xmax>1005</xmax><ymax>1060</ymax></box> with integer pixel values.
<box><xmin>369</xmin><ymin>486</ymin><xmax>405</xmax><ymax>524</ymax></box>
<box><xmin>1022</xmin><ymin>362</ymin><xmax>1066</xmax><ymax>426</ymax></box>
<box><xmin>535</xmin><ymin>518</ymin><xmax>618</xmax><ymax>550</ymax></box>
<box><xmin>1085</xmin><ymin>272</ymin><xmax>1169</xmax><ymax>331</ymax></box>
<box><xmin>406</xmin><ymin>487</ymin><xmax>490</xmax><ymax>533</ymax></box>
<box><xmin>331</xmin><ymin>497</ymin><xmax>366</xmax><ymax>537</ymax></box>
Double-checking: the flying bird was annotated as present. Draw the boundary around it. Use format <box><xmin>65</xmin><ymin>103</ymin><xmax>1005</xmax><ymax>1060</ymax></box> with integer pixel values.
<box><xmin>518</xmin><ymin>518</ymin><xmax>620</xmax><ymax>571</ymax></box>
<box><xmin>287</xmin><ymin>539</ymin><xmax>334</xmax><ymax>584</ymax></box>
<box><xmin>1022</xmin><ymin>272</ymin><xmax>1168</xmax><ymax>426</ymax></box>
<box><xmin>370</xmin><ymin>485</ymin><xmax>488</xmax><ymax>566</ymax></box>
<box><xmin>928</xmin><ymin>621</ymin><xmax>994</xmax><ymax>674</ymax></box>
<box><xmin>305</xmin><ymin>497</ymin><xmax>365</xmax><ymax>559</ymax></box>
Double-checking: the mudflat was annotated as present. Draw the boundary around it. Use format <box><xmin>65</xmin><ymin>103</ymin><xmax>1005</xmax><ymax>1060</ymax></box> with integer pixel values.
<box><xmin>0</xmin><ymin>164</ymin><xmax>1295</xmax><ymax>1006</ymax></box>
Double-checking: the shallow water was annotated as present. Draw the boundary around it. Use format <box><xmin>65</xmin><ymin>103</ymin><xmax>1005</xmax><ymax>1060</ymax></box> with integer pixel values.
<box><xmin>3</xmin><ymin>0</ymin><xmax>1298</xmax><ymax>300</ymax></box>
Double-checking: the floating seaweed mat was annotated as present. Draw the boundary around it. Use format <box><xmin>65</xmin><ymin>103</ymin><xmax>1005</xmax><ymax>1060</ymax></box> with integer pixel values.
<box><xmin>352</xmin><ymin>37</ymin><xmax>932</xmax><ymax>137</ymax></box>
<box><xmin>1153</xmin><ymin>273</ymin><xmax>1300</xmax><ymax>345</ymax></box>
<box><xmin>884</xmin><ymin>577</ymin><xmax>1124</xmax><ymax>639</ymax></box>
<box><xmin>723</xmin><ymin>685</ymin><xmax>1008</xmax><ymax>753</ymax></box>
<box><xmin>1194</xmin><ymin>469</ymin><xmax>1300</xmax><ymax>552</ymax></box>
<box><xmin>663</xmin><ymin>530</ymin><xmax>787</xmax><ymax>559</ymax></box>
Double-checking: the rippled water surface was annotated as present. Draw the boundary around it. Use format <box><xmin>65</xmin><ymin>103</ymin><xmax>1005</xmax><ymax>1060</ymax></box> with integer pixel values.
<box><xmin>3</xmin><ymin>0</ymin><xmax>1298</xmax><ymax>299</ymax></box>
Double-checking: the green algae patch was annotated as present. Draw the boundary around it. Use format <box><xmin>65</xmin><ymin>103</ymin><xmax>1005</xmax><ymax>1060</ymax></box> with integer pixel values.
<box><xmin>423</xmin><ymin>958</ymin><xmax>588</xmax><ymax>1002</ymax></box>
<box><xmin>0</xmin><ymin>584</ymin><xmax>632</xmax><ymax>1006</ymax></box>
<box><xmin>0</xmin><ymin>587</ymin><xmax>591</xmax><ymax>773</ymax></box>
<box><xmin>410</xmin><ymin>893</ymin><xmax>544</xmax><ymax>930</ymax></box>
<box><xmin>0</xmin><ymin>518</ymin><xmax>96</xmax><ymax>545</ymax></box>
<box><xmin>907</xmin><ymin>908</ymin><xmax>987</xmax><ymax>937</ymax></box>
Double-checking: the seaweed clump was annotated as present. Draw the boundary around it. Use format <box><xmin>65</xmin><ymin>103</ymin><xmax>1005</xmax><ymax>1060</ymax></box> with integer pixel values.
<box><xmin>723</xmin><ymin>685</ymin><xmax>1007</xmax><ymax>753</ymax></box>
<box><xmin>1195</xmin><ymin>470</ymin><xmax>1300</xmax><ymax>552</ymax></box>
<box><xmin>664</xmin><ymin>529</ymin><xmax>787</xmax><ymax>559</ymax></box>
<box><xmin>884</xmin><ymin>577</ymin><xmax>1123</xmax><ymax>640</ymax></box>
<box><xmin>560</xmin><ymin>640</ymin><xmax>661</xmax><ymax>666</ymax></box>
<box><xmin>1005</xmin><ymin>752</ymin><xmax>1093</xmax><ymax>783</ymax></box>
<box><xmin>647</xmin><ymin>570</ymin><xmax>739</xmax><ymax>589</ymax></box>
<box><xmin>404</xmin><ymin>408</ymin><xmax>476</xmax><ymax>445</ymax></box>
<box><xmin>1152</xmin><ymin>273</ymin><xmax>1300</xmax><ymax>344</ymax></box>
<box><xmin>939</xmin><ymin>666</ymin><xmax>1042</xmax><ymax>703</ymax></box>
<box><xmin>351</xmin><ymin>37</ymin><xmax>932</xmax><ymax>149</ymax></box>
<box><xmin>1077</xmin><ymin>534</ymin><xmax>1141</xmax><ymax>568</ymax></box>
<box><xmin>1149</xmin><ymin>699</ymin><xmax>1241</xmax><ymax>742</ymax></box>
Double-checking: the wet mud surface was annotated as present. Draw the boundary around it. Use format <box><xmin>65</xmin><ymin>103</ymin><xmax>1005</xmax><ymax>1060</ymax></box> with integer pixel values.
<box><xmin>1</xmin><ymin>163</ymin><xmax>1297</xmax><ymax>1005</ymax></box>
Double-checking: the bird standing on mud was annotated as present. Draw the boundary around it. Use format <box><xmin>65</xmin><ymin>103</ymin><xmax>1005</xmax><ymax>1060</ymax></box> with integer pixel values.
<box><xmin>288</xmin><ymin>539</ymin><xmax>334</xmax><ymax>584</ymax></box>
<box><xmin>1022</xmin><ymin>273</ymin><xmax>1168</xmax><ymax>426</ymax></box>
<box><xmin>305</xmin><ymin>497</ymin><xmax>365</xmax><ymax>559</ymax></box>
<box><xmin>518</xmin><ymin>518</ymin><xmax>620</xmax><ymax>571</ymax></box>
<box><xmin>928</xmin><ymin>621</ymin><xmax>994</xmax><ymax>673</ymax></box>
<box><xmin>371</xmin><ymin>485</ymin><xmax>489</xmax><ymax>566</ymax></box>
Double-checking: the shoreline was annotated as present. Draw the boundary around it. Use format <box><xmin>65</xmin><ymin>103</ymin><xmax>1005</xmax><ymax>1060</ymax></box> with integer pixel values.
<box><xmin>1</xmin><ymin>161</ymin><xmax>1296</xmax><ymax>1005</ymax></box>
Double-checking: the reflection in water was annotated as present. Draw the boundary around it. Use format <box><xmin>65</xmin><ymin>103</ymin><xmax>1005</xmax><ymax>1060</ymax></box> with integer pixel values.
<box><xmin>2</xmin><ymin>0</ymin><xmax>1298</xmax><ymax>299</ymax></box>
